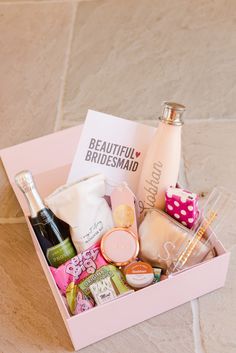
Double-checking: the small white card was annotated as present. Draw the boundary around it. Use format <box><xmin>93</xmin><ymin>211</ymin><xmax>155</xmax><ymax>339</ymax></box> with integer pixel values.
<box><xmin>67</xmin><ymin>110</ymin><xmax>155</xmax><ymax>193</ymax></box>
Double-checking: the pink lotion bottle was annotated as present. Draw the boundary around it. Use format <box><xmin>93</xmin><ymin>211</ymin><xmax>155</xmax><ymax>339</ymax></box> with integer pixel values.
<box><xmin>137</xmin><ymin>102</ymin><xmax>186</xmax><ymax>213</ymax></box>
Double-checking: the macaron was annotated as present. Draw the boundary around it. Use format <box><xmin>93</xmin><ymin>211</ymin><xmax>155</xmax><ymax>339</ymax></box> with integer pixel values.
<box><xmin>113</xmin><ymin>204</ymin><xmax>135</xmax><ymax>228</ymax></box>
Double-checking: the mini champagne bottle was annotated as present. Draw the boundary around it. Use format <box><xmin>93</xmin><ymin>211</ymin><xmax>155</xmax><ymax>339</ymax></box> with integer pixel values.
<box><xmin>15</xmin><ymin>170</ymin><xmax>77</xmax><ymax>267</ymax></box>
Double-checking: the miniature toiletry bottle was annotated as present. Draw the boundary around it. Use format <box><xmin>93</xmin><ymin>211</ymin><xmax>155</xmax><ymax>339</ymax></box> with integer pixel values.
<box><xmin>137</xmin><ymin>102</ymin><xmax>185</xmax><ymax>213</ymax></box>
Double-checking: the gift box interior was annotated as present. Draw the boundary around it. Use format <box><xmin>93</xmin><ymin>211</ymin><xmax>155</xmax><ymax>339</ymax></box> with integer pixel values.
<box><xmin>0</xmin><ymin>119</ymin><xmax>230</xmax><ymax>351</ymax></box>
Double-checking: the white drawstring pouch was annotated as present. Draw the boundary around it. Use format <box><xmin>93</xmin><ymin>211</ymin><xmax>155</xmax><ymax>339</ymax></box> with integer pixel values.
<box><xmin>45</xmin><ymin>174</ymin><xmax>114</xmax><ymax>253</ymax></box>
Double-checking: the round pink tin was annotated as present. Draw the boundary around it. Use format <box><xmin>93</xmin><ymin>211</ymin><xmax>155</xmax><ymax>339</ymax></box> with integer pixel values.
<box><xmin>100</xmin><ymin>227</ymin><xmax>139</xmax><ymax>267</ymax></box>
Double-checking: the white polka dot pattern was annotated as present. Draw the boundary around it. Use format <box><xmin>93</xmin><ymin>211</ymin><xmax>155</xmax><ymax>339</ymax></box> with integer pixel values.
<box><xmin>165</xmin><ymin>187</ymin><xmax>199</xmax><ymax>229</ymax></box>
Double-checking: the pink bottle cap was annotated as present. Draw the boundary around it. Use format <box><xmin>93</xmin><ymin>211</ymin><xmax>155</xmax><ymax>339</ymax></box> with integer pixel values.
<box><xmin>100</xmin><ymin>227</ymin><xmax>139</xmax><ymax>267</ymax></box>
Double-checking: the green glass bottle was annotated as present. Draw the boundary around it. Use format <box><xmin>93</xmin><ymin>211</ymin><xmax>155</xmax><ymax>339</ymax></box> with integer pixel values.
<box><xmin>15</xmin><ymin>170</ymin><xmax>76</xmax><ymax>267</ymax></box>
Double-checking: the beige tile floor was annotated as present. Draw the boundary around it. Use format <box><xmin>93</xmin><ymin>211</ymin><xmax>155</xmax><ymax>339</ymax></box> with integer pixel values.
<box><xmin>0</xmin><ymin>1</ymin><xmax>236</xmax><ymax>352</ymax></box>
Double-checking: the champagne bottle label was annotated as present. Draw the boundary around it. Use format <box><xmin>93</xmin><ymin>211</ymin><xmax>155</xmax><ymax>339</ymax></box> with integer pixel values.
<box><xmin>46</xmin><ymin>237</ymin><xmax>76</xmax><ymax>268</ymax></box>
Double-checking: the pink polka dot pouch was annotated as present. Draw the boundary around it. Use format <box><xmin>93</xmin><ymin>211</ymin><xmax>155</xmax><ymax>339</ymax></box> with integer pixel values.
<box><xmin>165</xmin><ymin>187</ymin><xmax>199</xmax><ymax>229</ymax></box>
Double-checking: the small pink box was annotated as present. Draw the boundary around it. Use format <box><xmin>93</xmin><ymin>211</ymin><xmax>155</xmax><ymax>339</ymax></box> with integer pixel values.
<box><xmin>0</xmin><ymin>124</ymin><xmax>230</xmax><ymax>351</ymax></box>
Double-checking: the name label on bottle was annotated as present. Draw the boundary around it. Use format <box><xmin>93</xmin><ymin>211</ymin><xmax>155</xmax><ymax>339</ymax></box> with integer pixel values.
<box><xmin>139</xmin><ymin>161</ymin><xmax>163</xmax><ymax>213</ymax></box>
<box><xmin>47</xmin><ymin>237</ymin><xmax>76</xmax><ymax>268</ymax></box>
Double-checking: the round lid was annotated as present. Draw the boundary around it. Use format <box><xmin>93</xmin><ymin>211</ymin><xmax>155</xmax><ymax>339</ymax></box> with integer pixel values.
<box><xmin>100</xmin><ymin>227</ymin><xmax>139</xmax><ymax>267</ymax></box>
<box><xmin>124</xmin><ymin>261</ymin><xmax>153</xmax><ymax>275</ymax></box>
<box><xmin>159</xmin><ymin>101</ymin><xmax>186</xmax><ymax>126</ymax></box>
<box><xmin>124</xmin><ymin>261</ymin><xmax>154</xmax><ymax>289</ymax></box>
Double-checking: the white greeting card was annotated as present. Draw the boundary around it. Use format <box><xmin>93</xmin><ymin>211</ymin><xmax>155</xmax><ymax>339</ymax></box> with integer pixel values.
<box><xmin>67</xmin><ymin>110</ymin><xmax>155</xmax><ymax>193</ymax></box>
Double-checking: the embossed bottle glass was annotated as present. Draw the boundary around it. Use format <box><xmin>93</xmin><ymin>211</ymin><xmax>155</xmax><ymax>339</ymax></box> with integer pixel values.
<box><xmin>137</xmin><ymin>102</ymin><xmax>185</xmax><ymax>213</ymax></box>
<box><xmin>15</xmin><ymin>170</ymin><xmax>76</xmax><ymax>267</ymax></box>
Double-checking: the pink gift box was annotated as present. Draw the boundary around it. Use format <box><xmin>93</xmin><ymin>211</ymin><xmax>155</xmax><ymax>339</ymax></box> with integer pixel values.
<box><xmin>0</xmin><ymin>122</ymin><xmax>230</xmax><ymax>351</ymax></box>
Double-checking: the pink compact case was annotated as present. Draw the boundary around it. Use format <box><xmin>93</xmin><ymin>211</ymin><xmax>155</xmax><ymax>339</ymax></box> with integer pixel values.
<box><xmin>100</xmin><ymin>227</ymin><xmax>139</xmax><ymax>267</ymax></box>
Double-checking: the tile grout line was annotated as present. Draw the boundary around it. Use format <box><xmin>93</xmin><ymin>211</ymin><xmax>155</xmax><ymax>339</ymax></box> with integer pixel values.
<box><xmin>191</xmin><ymin>299</ymin><xmax>207</xmax><ymax>353</ymax></box>
<box><xmin>0</xmin><ymin>217</ymin><xmax>26</xmax><ymax>224</ymax></box>
<box><xmin>53</xmin><ymin>1</ymin><xmax>78</xmax><ymax>132</ymax></box>
<box><xmin>60</xmin><ymin>117</ymin><xmax>236</xmax><ymax>128</ymax></box>
<box><xmin>0</xmin><ymin>0</ymin><xmax>81</xmax><ymax>4</ymax></box>
<box><xmin>185</xmin><ymin>118</ymin><xmax>236</xmax><ymax>123</ymax></box>
<box><xmin>180</xmin><ymin>147</ymin><xmax>190</xmax><ymax>189</ymax></box>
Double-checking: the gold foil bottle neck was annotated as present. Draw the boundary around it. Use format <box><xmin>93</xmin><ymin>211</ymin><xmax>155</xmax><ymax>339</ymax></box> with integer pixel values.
<box><xmin>159</xmin><ymin>102</ymin><xmax>186</xmax><ymax>126</ymax></box>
